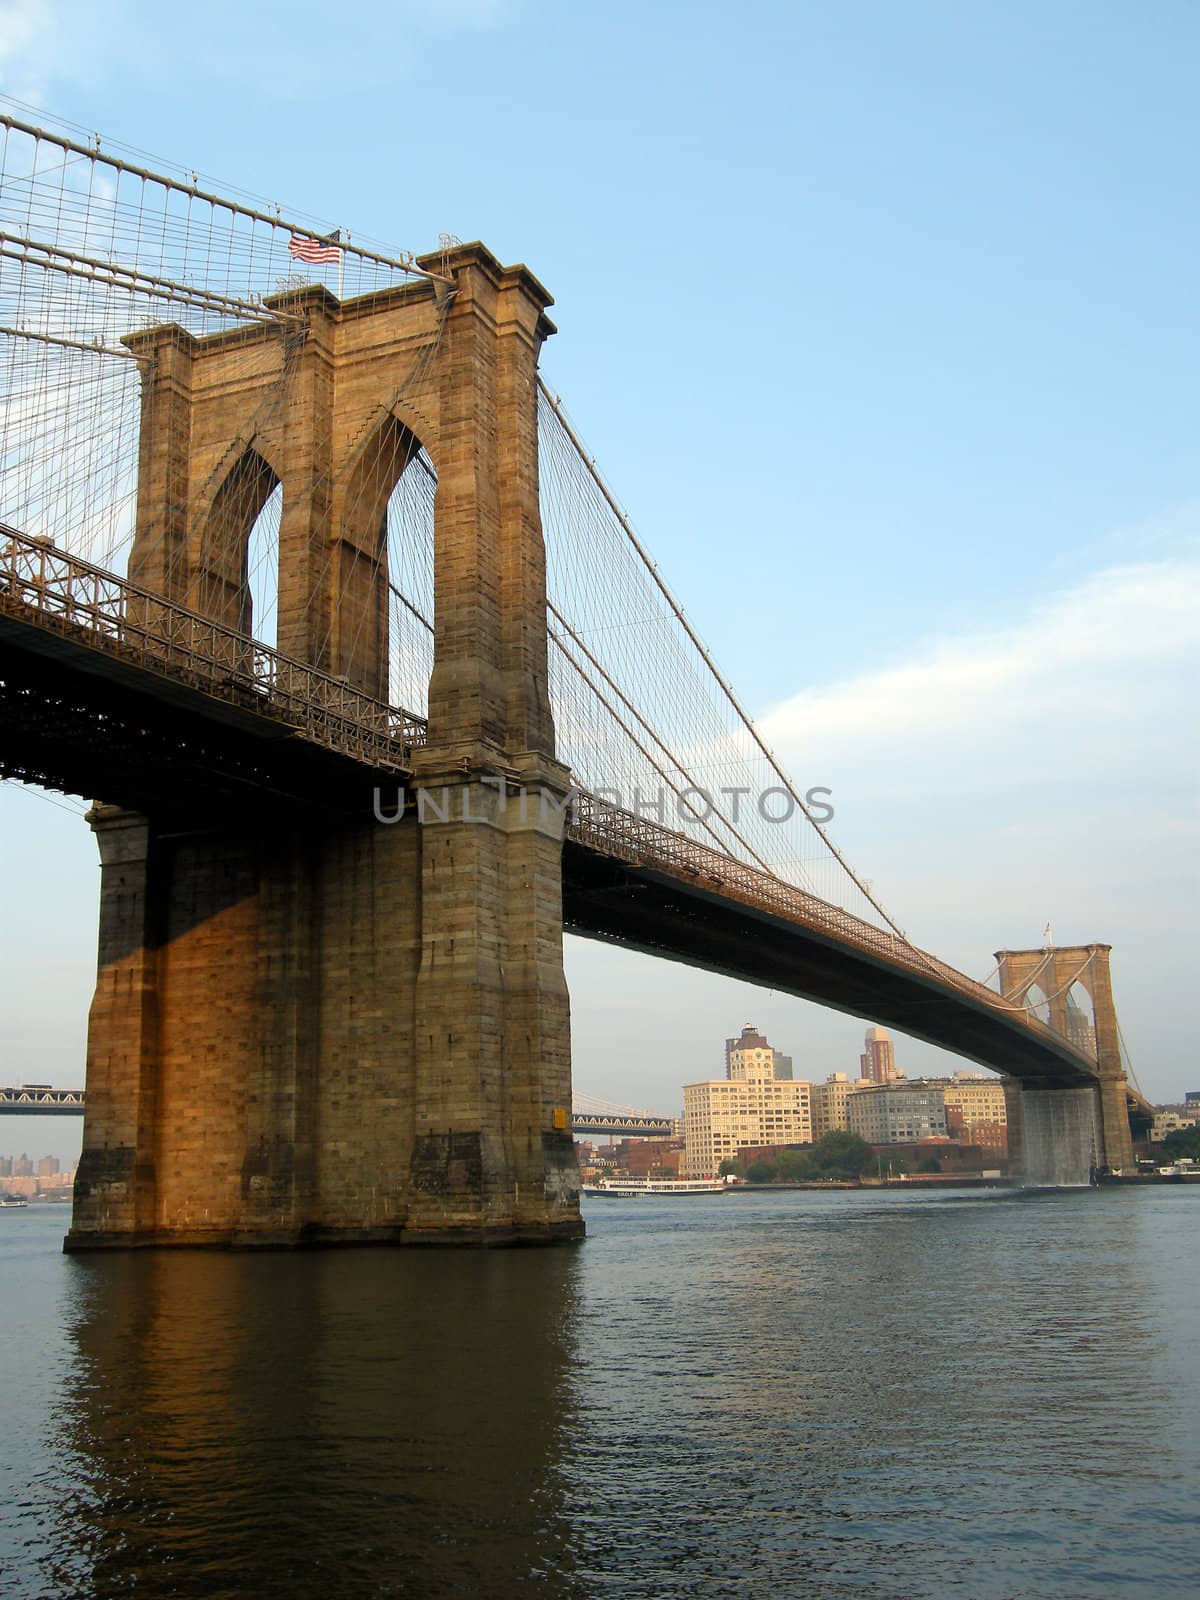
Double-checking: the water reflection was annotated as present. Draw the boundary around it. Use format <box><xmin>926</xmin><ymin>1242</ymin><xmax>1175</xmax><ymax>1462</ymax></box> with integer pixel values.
<box><xmin>49</xmin><ymin>1248</ymin><xmax>583</xmax><ymax>1599</ymax></box>
<box><xmin>5</xmin><ymin>1191</ymin><xmax>1197</xmax><ymax>1600</ymax></box>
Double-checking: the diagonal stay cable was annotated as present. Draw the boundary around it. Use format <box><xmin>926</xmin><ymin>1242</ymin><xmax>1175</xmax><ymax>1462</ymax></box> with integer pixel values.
<box><xmin>548</xmin><ymin>599</ymin><xmax>779</xmax><ymax>875</ymax></box>
<box><xmin>536</xmin><ymin>377</ymin><xmax>909</xmax><ymax>944</ymax></box>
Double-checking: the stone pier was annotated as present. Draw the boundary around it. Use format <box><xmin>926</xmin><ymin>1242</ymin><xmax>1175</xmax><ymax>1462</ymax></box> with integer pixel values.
<box><xmin>67</xmin><ymin>244</ymin><xmax>583</xmax><ymax>1248</ymax></box>
<box><xmin>997</xmin><ymin>944</ymin><xmax>1134</xmax><ymax>1177</ymax></box>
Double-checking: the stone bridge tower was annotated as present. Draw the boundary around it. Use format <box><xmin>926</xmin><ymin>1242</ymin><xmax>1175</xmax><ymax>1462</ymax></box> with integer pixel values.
<box><xmin>995</xmin><ymin>943</ymin><xmax>1133</xmax><ymax>1175</ymax></box>
<box><xmin>67</xmin><ymin>244</ymin><xmax>583</xmax><ymax>1249</ymax></box>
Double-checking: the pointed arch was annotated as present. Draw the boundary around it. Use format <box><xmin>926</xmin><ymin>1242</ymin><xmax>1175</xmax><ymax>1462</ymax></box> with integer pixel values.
<box><xmin>194</xmin><ymin>448</ymin><xmax>280</xmax><ymax>637</ymax></box>
<box><xmin>1023</xmin><ymin>982</ymin><xmax>1050</xmax><ymax>1026</ymax></box>
<box><xmin>1064</xmin><ymin>980</ymin><xmax>1097</xmax><ymax>1060</ymax></box>
<box><xmin>246</xmin><ymin>482</ymin><xmax>283</xmax><ymax>651</ymax></box>
<box><xmin>385</xmin><ymin>442</ymin><xmax>437</xmax><ymax>716</ymax></box>
<box><xmin>333</xmin><ymin>411</ymin><xmax>425</xmax><ymax>698</ymax></box>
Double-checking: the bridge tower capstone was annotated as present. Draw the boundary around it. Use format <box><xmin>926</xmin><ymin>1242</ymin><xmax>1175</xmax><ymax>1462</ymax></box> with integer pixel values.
<box><xmin>995</xmin><ymin>944</ymin><xmax>1133</xmax><ymax>1176</ymax></box>
<box><xmin>67</xmin><ymin>243</ymin><xmax>583</xmax><ymax>1249</ymax></box>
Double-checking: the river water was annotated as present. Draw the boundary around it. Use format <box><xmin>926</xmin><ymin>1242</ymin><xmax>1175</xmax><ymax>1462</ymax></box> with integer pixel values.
<box><xmin>1</xmin><ymin>1187</ymin><xmax>1197</xmax><ymax>1599</ymax></box>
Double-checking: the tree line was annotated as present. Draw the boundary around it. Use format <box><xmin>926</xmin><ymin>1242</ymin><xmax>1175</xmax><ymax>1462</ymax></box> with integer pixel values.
<box><xmin>716</xmin><ymin>1130</ymin><xmax>920</xmax><ymax>1184</ymax></box>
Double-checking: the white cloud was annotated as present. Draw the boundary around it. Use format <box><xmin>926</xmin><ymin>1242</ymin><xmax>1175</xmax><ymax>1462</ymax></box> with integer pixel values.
<box><xmin>741</xmin><ymin>541</ymin><xmax>1200</xmax><ymax>1100</ymax></box>
<box><xmin>760</xmin><ymin>552</ymin><xmax>1200</xmax><ymax>767</ymax></box>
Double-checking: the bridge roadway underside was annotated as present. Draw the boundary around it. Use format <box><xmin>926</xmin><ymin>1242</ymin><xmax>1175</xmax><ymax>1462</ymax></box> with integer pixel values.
<box><xmin>561</xmin><ymin>843</ymin><xmax>1097</xmax><ymax>1093</ymax></box>
<box><xmin>0</xmin><ymin>628</ymin><xmax>390</xmax><ymax>820</ymax></box>
<box><xmin>1</xmin><ymin>619</ymin><xmax>1104</xmax><ymax>1101</ymax></box>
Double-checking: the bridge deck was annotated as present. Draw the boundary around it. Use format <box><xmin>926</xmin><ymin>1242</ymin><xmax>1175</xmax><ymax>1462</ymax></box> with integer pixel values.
<box><xmin>0</xmin><ymin>531</ymin><xmax>1108</xmax><ymax>1091</ymax></box>
<box><xmin>563</xmin><ymin>799</ymin><xmax>1102</xmax><ymax>1089</ymax></box>
<box><xmin>0</xmin><ymin>530</ymin><xmax>423</xmax><ymax>812</ymax></box>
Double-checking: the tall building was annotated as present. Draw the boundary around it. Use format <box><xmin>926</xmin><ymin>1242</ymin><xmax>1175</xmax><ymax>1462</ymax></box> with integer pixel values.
<box><xmin>37</xmin><ymin>1155</ymin><xmax>60</xmax><ymax>1177</ymax></box>
<box><xmin>859</xmin><ymin>1026</ymin><xmax>898</xmax><ymax>1084</ymax></box>
<box><xmin>726</xmin><ymin>1024</ymin><xmax>770</xmax><ymax>1078</ymax></box>
<box><xmin>811</xmin><ymin>1072</ymin><xmax>862</xmax><ymax>1138</ymax></box>
<box><xmin>728</xmin><ymin>1026</ymin><xmax>778</xmax><ymax>1083</ymax></box>
<box><xmin>847</xmin><ymin>1082</ymin><xmax>948</xmax><ymax>1144</ymax></box>
<box><xmin>726</xmin><ymin>1023</ymin><xmax>795</xmax><ymax>1083</ymax></box>
<box><xmin>685</xmin><ymin>1035</ymin><xmax>812</xmax><ymax>1174</ymax></box>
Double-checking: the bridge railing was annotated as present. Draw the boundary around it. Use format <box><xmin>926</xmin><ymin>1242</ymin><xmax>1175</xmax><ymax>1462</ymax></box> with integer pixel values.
<box><xmin>567</xmin><ymin>792</ymin><xmax>1096</xmax><ymax>1069</ymax></box>
<box><xmin>0</xmin><ymin>528</ymin><xmax>427</xmax><ymax>771</ymax></box>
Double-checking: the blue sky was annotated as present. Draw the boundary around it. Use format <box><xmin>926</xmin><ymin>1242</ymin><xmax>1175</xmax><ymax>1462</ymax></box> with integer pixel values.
<box><xmin>1</xmin><ymin>1</ymin><xmax>1197</xmax><ymax>1159</ymax></box>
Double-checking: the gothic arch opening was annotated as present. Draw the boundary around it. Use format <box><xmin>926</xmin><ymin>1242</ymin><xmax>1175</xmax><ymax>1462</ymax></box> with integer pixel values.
<box><xmin>1065</xmin><ymin>979</ymin><xmax>1097</xmax><ymax>1059</ymax></box>
<box><xmin>334</xmin><ymin>411</ymin><xmax>433</xmax><ymax>706</ymax></box>
<box><xmin>246</xmin><ymin>482</ymin><xmax>282</xmax><ymax>651</ymax></box>
<box><xmin>195</xmin><ymin>448</ymin><xmax>280</xmax><ymax>640</ymax></box>
<box><xmin>1023</xmin><ymin>982</ymin><xmax>1050</xmax><ymax>1026</ymax></box>
<box><xmin>384</xmin><ymin>443</ymin><xmax>436</xmax><ymax>717</ymax></box>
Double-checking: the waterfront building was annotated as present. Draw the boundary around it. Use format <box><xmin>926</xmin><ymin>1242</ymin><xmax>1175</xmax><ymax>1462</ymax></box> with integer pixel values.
<box><xmin>624</xmin><ymin>1137</ymin><xmax>685</xmax><ymax>1177</ymax></box>
<box><xmin>684</xmin><ymin>1044</ymin><xmax>812</xmax><ymax>1175</ymax></box>
<box><xmin>940</xmin><ymin>1074</ymin><xmax>1008</xmax><ymax>1141</ymax></box>
<box><xmin>944</xmin><ymin>1108</ymin><xmax>1008</xmax><ymax>1151</ymax></box>
<box><xmin>869</xmin><ymin>1139</ymin><xmax>1008</xmax><ymax>1176</ymax></box>
<box><xmin>726</xmin><ymin>1024</ymin><xmax>771</xmax><ymax>1078</ymax></box>
<box><xmin>37</xmin><ymin>1155</ymin><xmax>60</xmax><ymax>1177</ymax></box>
<box><xmin>725</xmin><ymin>1023</ymin><xmax>793</xmax><ymax>1082</ymax></box>
<box><xmin>811</xmin><ymin>1072</ymin><xmax>864</xmax><ymax>1138</ymax></box>
<box><xmin>1151</xmin><ymin>1110</ymin><xmax>1197</xmax><ymax>1142</ymax></box>
<box><xmin>847</xmin><ymin>1081</ymin><xmax>948</xmax><ymax>1144</ymax></box>
<box><xmin>860</xmin><ymin>1026</ymin><xmax>899</xmax><ymax>1084</ymax></box>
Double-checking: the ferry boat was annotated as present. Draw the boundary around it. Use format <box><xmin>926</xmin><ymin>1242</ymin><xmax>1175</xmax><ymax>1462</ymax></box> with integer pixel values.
<box><xmin>0</xmin><ymin>1195</ymin><xmax>29</xmax><ymax>1209</ymax></box>
<box><xmin>582</xmin><ymin>1175</ymin><xmax>734</xmax><ymax>1197</ymax></box>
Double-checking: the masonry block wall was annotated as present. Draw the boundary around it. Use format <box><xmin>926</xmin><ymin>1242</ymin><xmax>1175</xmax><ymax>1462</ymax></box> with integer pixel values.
<box><xmin>995</xmin><ymin>945</ymin><xmax>1134</xmax><ymax>1174</ymax></box>
<box><xmin>68</xmin><ymin>244</ymin><xmax>582</xmax><ymax>1248</ymax></box>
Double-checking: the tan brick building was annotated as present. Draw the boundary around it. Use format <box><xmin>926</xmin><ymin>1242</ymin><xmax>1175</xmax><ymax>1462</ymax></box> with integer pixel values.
<box><xmin>811</xmin><ymin>1072</ymin><xmax>866</xmax><ymax>1138</ymax></box>
<box><xmin>940</xmin><ymin>1074</ymin><xmax>1008</xmax><ymax>1142</ymax></box>
<box><xmin>684</xmin><ymin>1046</ymin><xmax>812</xmax><ymax>1175</ymax></box>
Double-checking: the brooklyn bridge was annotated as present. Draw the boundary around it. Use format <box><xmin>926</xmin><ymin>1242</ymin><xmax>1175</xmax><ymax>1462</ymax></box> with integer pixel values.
<box><xmin>0</xmin><ymin>112</ymin><xmax>1147</xmax><ymax>1247</ymax></box>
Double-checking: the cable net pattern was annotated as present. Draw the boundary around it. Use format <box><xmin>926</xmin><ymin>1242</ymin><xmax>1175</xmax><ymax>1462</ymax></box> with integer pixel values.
<box><xmin>0</xmin><ymin>108</ymin><xmax>424</xmax><ymax>574</ymax></box>
<box><xmin>538</xmin><ymin>385</ymin><xmax>898</xmax><ymax>931</ymax></box>
<box><xmin>2</xmin><ymin>107</ymin><xmax>1142</xmax><ymax>1074</ymax></box>
<box><xmin>1</xmin><ymin>105</ymin><xmax>897</xmax><ymax>933</ymax></box>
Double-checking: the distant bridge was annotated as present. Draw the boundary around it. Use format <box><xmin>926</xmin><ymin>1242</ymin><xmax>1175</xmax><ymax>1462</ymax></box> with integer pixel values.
<box><xmin>0</xmin><ymin>1085</ymin><xmax>678</xmax><ymax>1139</ymax></box>
<box><xmin>0</xmin><ymin>1086</ymin><xmax>86</xmax><ymax>1114</ymax></box>
<box><xmin>571</xmin><ymin>1113</ymin><xmax>676</xmax><ymax>1138</ymax></box>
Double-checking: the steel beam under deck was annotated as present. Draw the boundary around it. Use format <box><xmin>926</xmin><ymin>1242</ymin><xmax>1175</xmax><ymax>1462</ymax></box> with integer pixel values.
<box><xmin>561</xmin><ymin>841</ymin><xmax>1100</xmax><ymax>1091</ymax></box>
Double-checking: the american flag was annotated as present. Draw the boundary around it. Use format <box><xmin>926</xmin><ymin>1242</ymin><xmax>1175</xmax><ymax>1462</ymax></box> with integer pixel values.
<box><xmin>288</xmin><ymin>232</ymin><xmax>341</xmax><ymax>264</ymax></box>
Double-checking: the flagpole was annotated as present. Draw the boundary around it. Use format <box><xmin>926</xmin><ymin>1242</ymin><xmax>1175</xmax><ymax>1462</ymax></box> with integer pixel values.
<box><xmin>337</xmin><ymin>231</ymin><xmax>344</xmax><ymax>301</ymax></box>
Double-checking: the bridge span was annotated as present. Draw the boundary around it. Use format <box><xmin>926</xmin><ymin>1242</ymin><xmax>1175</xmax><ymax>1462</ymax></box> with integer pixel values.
<box><xmin>0</xmin><ymin>525</ymin><xmax>1138</xmax><ymax>1198</ymax></box>
<box><xmin>0</xmin><ymin>530</ymin><xmax>1114</xmax><ymax>1095</ymax></box>
<box><xmin>0</xmin><ymin>114</ymin><xmax>1139</xmax><ymax>1248</ymax></box>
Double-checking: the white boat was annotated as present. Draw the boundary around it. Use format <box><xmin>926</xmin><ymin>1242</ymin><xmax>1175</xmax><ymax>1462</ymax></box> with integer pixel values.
<box><xmin>0</xmin><ymin>1195</ymin><xmax>29</xmax><ymax>1208</ymax></box>
<box><xmin>582</xmin><ymin>1175</ymin><xmax>734</xmax><ymax>1197</ymax></box>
